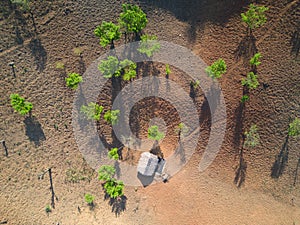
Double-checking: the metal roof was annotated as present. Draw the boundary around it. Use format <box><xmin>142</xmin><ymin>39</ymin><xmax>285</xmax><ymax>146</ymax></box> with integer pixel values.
<box><xmin>137</xmin><ymin>152</ymin><xmax>159</xmax><ymax>176</ymax></box>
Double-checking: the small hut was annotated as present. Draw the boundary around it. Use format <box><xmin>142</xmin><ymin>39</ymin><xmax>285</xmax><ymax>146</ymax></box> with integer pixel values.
<box><xmin>137</xmin><ymin>152</ymin><xmax>159</xmax><ymax>176</ymax></box>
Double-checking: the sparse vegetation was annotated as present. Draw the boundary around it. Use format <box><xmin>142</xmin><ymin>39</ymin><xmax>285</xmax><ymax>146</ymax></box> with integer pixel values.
<box><xmin>137</xmin><ymin>34</ymin><xmax>160</xmax><ymax>57</ymax></box>
<box><xmin>190</xmin><ymin>80</ymin><xmax>200</xmax><ymax>89</ymax></box>
<box><xmin>10</xmin><ymin>0</ymin><xmax>30</xmax><ymax>11</ymax></box>
<box><xmin>73</xmin><ymin>47</ymin><xmax>83</xmax><ymax>56</ymax></box>
<box><xmin>98</xmin><ymin>165</ymin><xmax>116</xmax><ymax>182</ymax></box>
<box><xmin>94</xmin><ymin>21</ymin><xmax>121</xmax><ymax>48</ymax></box>
<box><xmin>175</xmin><ymin>122</ymin><xmax>189</xmax><ymax>138</ymax></box>
<box><xmin>288</xmin><ymin>118</ymin><xmax>300</xmax><ymax>137</ymax></box>
<box><xmin>165</xmin><ymin>64</ymin><xmax>171</xmax><ymax>77</ymax></box>
<box><xmin>241</xmin><ymin>4</ymin><xmax>269</xmax><ymax>30</ymax></box>
<box><xmin>10</xmin><ymin>93</ymin><xmax>33</xmax><ymax>116</ymax></box>
<box><xmin>205</xmin><ymin>59</ymin><xmax>227</xmax><ymax>79</ymax></box>
<box><xmin>104</xmin><ymin>110</ymin><xmax>120</xmax><ymax>125</ymax></box>
<box><xmin>80</xmin><ymin>102</ymin><xmax>104</xmax><ymax>121</ymax></box>
<box><xmin>84</xmin><ymin>193</ymin><xmax>95</xmax><ymax>205</ymax></box>
<box><xmin>241</xmin><ymin>72</ymin><xmax>259</xmax><ymax>89</ymax></box>
<box><xmin>148</xmin><ymin>125</ymin><xmax>164</xmax><ymax>141</ymax></box>
<box><xmin>244</xmin><ymin>125</ymin><xmax>260</xmax><ymax>148</ymax></box>
<box><xmin>55</xmin><ymin>61</ymin><xmax>65</xmax><ymax>70</ymax></box>
<box><xmin>65</xmin><ymin>73</ymin><xmax>83</xmax><ymax>89</ymax></box>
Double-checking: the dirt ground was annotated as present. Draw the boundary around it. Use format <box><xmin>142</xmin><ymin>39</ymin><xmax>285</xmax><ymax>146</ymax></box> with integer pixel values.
<box><xmin>0</xmin><ymin>0</ymin><xmax>300</xmax><ymax>224</ymax></box>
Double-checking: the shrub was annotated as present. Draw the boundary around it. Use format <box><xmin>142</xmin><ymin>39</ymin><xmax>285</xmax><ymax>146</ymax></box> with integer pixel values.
<box><xmin>120</xmin><ymin>59</ymin><xmax>137</xmax><ymax>81</ymax></box>
<box><xmin>148</xmin><ymin>125</ymin><xmax>164</xmax><ymax>141</ymax></box>
<box><xmin>241</xmin><ymin>95</ymin><xmax>249</xmax><ymax>103</ymax></box>
<box><xmin>119</xmin><ymin>3</ymin><xmax>147</xmax><ymax>34</ymax></box>
<box><xmin>10</xmin><ymin>93</ymin><xmax>33</xmax><ymax>115</ymax></box>
<box><xmin>104</xmin><ymin>109</ymin><xmax>120</xmax><ymax>125</ymax></box>
<box><xmin>137</xmin><ymin>34</ymin><xmax>160</xmax><ymax>57</ymax></box>
<box><xmin>165</xmin><ymin>64</ymin><xmax>171</xmax><ymax>76</ymax></box>
<box><xmin>84</xmin><ymin>193</ymin><xmax>95</xmax><ymax>205</ymax></box>
<box><xmin>98</xmin><ymin>165</ymin><xmax>116</xmax><ymax>182</ymax></box>
<box><xmin>98</xmin><ymin>56</ymin><xmax>121</xmax><ymax>79</ymax></box>
<box><xmin>73</xmin><ymin>47</ymin><xmax>83</xmax><ymax>56</ymax></box>
<box><xmin>80</xmin><ymin>102</ymin><xmax>104</xmax><ymax>121</ymax></box>
<box><xmin>108</xmin><ymin>147</ymin><xmax>119</xmax><ymax>160</ymax></box>
<box><xmin>65</xmin><ymin>73</ymin><xmax>82</xmax><ymax>89</ymax></box>
<box><xmin>241</xmin><ymin>72</ymin><xmax>259</xmax><ymax>89</ymax></box>
<box><xmin>175</xmin><ymin>122</ymin><xmax>189</xmax><ymax>137</ymax></box>
<box><xmin>241</xmin><ymin>4</ymin><xmax>269</xmax><ymax>30</ymax></box>
<box><xmin>45</xmin><ymin>205</ymin><xmax>51</xmax><ymax>213</ymax></box>
<box><xmin>103</xmin><ymin>179</ymin><xmax>124</xmax><ymax>199</ymax></box>
<box><xmin>250</xmin><ymin>53</ymin><xmax>262</xmax><ymax>66</ymax></box>
<box><xmin>244</xmin><ymin>124</ymin><xmax>260</xmax><ymax>148</ymax></box>
<box><xmin>288</xmin><ymin>118</ymin><xmax>300</xmax><ymax>137</ymax></box>
<box><xmin>10</xmin><ymin>0</ymin><xmax>30</xmax><ymax>11</ymax></box>
<box><xmin>94</xmin><ymin>21</ymin><xmax>121</xmax><ymax>48</ymax></box>
<box><xmin>205</xmin><ymin>59</ymin><xmax>227</xmax><ymax>79</ymax></box>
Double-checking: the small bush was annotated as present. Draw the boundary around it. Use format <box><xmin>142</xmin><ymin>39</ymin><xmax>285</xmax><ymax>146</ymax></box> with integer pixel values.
<box><xmin>241</xmin><ymin>95</ymin><xmax>250</xmax><ymax>103</ymax></box>
<box><xmin>138</xmin><ymin>34</ymin><xmax>160</xmax><ymax>57</ymax></box>
<box><xmin>73</xmin><ymin>47</ymin><xmax>83</xmax><ymax>56</ymax></box>
<box><xmin>103</xmin><ymin>179</ymin><xmax>124</xmax><ymax>199</ymax></box>
<box><xmin>55</xmin><ymin>61</ymin><xmax>65</xmax><ymax>70</ymax></box>
<box><xmin>205</xmin><ymin>59</ymin><xmax>227</xmax><ymax>79</ymax></box>
<box><xmin>45</xmin><ymin>205</ymin><xmax>51</xmax><ymax>213</ymax></box>
<box><xmin>244</xmin><ymin>124</ymin><xmax>260</xmax><ymax>148</ymax></box>
<box><xmin>119</xmin><ymin>4</ymin><xmax>147</xmax><ymax>34</ymax></box>
<box><xmin>10</xmin><ymin>0</ymin><xmax>30</xmax><ymax>11</ymax></box>
<box><xmin>104</xmin><ymin>110</ymin><xmax>120</xmax><ymax>125</ymax></box>
<box><xmin>120</xmin><ymin>59</ymin><xmax>137</xmax><ymax>81</ymax></box>
<box><xmin>84</xmin><ymin>193</ymin><xmax>95</xmax><ymax>205</ymax></box>
<box><xmin>175</xmin><ymin>122</ymin><xmax>189</xmax><ymax>137</ymax></box>
<box><xmin>241</xmin><ymin>72</ymin><xmax>259</xmax><ymax>89</ymax></box>
<box><xmin>241</xmin><ymin>4</ymin><xmax>269</xmax><ymax>30</ymax></box>
<box><xmin>98</xmin><ymin>165</ymin><xmax>116</xmax><ymax>182</ymax></box>
<box><xmin>94</xmin><ymin>21</ymin><xmax>121</xmax><ymax>48</ymax></box>
<box><xmin>190</xmin><ymin>80</ymin><xmax>200</xmax><ymax>89</ymax></box>
<box><xmin>148</xmin><ymin>125</ymin><xmax>164</xmax><ymax>141</ymax></box>
<box><xmin>65</xmin><ymin>73</ymin><xmax>83</xmax><ymax>89</ymax></box>
<box><xmin>98</xmin><ymin>56</ymin><xmax>121</xmax><ymax>79</ymax></box>
<box><xmin>250</xmin><ymin>53</ymin><xmax>262</xmax><ymax>66</ymax></box>
<box><xmin>288</xmin><ymin>118</ymin><xmax>300</xmax><ymax>137</ymax></box>
<box><xmin>108</xmin><ymin>147</ymin><xmax>119</xmax><ymax>160</ymax></box>
<box><xmin>80</xmin><ymin>102</ymin><xmax>104</xmax><ymax>121</ymax></box>
<box><xmin>10</xmin><ymin>93</ymin><xmax>33</xmax><ymax>115</ymax></box>
<box><xmin>165</xmin><ymin>64</ymin><xmax>171</xmax><ymax>76</ymax></box>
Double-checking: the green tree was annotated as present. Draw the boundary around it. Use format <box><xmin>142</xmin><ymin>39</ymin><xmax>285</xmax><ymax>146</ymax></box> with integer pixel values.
<box><xmin>137</xmin><ymin>34</ymin><xmax>160</xmax><ymax>57</ymax></box>
<box><xmin>45</xmin><ymin>205</ymin><xmax>51</xmax><ymax>213</ymax></box>
<box><xmin>120</xmin><ymin>59</ymin><xmax>137</xmax><ymax>81</ymax></box>
<box><xmin>148</xmin><ymin>125</ymin><xmax>164</xmax><ymax>141</ymax></box>
<box><xmin>98</xmin><ymin>165</ymin><xmax>116</xmax><ymax>182</ymax></box>
<box><xmin>94</xmin><ymin>21</ymin><xmax>121</xmax><ymax>48</ymax></box>
<box><xmin>108</xmin><ymin>147</ymin><xmax>119</xmax><ymax>160</ymax></box>
<box><xmin>10</xmin><ymin>93</ymin><xmax>33</xmax><ymax>116</ymax></box>
<box><xmin>65</xmin><ymin>73</ymin><xmax>83</xmax><ymax>89</ymax></box>
<box><xmin>103</xmin><ymin>179</ymin><xmax>124</xmax><ymax>198</ymax></box>
<box><xmin>241</xmin><ymin>72</ymin><xmax>259</xmax><ymax>89</ymax></box>
<box><xmin>80</xmin><ymin>102</ymin><xmax>104</xmax><ymax>121</ymax></box>
<box><xmin>205</xmin><ymin>59</ymin><xmax>227</xmax><ymax>79</ymax></box>
<box><xmin>244</xmin><ymin>124</ymin><xmax>260</xmax><ymax>148</ymax></box>
<box><xmin>84</xmin><ymin>193</ymin><xmax>95</xmax><ymax>205</ymax></box>
<box><xmin>104</xmin><ymin>110</ymin><xmax>120</xmax><ymax>125</ymax></box>
<box><xmin>288</xmin><ymin>118</ymin><xmax>300</xmax><ymax>137</ymax></box>
<box><xmin>250</xmin><ymin>53</ymin><xmax>262</xmax><ymax>66</ymax></box>
<box><xmin>98</xmin><ymin>56</ymin><xmax>121</xmax><ymax>79</ymax></box>
<box><xmin>175</xmin><ymin>122</ymin><xmax>189</xmax><ymax>138</ymax></box>
<box><xmin>119</xmin><ymin>3</ymin><xmax>147</xmax><ymax>35</ymax></box>
<box><xmin>241</xmin><ymin>4</ymin><xmax>269</xmax><ymax>30</ymax></box>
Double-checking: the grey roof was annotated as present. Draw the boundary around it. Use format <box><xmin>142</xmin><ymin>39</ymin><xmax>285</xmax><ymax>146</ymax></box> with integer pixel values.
<box><xmin>137</xmin><ymin>152</ymin><xmax>159</xmax><ymax>176</ymax></box>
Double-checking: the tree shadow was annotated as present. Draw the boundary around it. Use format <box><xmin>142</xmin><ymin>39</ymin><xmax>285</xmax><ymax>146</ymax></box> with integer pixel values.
<box><xmin>79</xmin><ymin>55</ymin><xmax>86</xmax><ymax>75</ymax></box>
<box><xmin>137</xmin><ymin>172</ymin><xmax>155</xmax><ymax>187</ymax></box>
<box><xmin>290</xmin><ymin>23</ymin><xmax>300</xmax><ymax>60</ymax></box>
<box><xmin>104</xmin><ymin>194</ymin><xmax>127</xmax><ymax>217</ymax></box>
<box><xmin>174</xmin><ymin>141</ymin><xmax>186</xmax><ymax>163</ymax></box>
<box><xmin>271</xmin><ymin>135</ymin><xmax>289</xmax><ymax>179</ymax></box>
<box><xmin>234</xmin><ymin>148</ymin><xmax>247</xmax><ymax>188</ymax></box>
<box><xmin>137</xmin><ymin>0</ymin><xmax>249</xmax><ymax>41</ymax></box>
<box><xmin>234</xmin><ymin>32</ymin><xmax>257</xmax><ymax>64</ymax></box>
<box><xmin>29</xmin><ymin>37</ymin><xmax>47</xmax><ymax>72</ymax></box>
<box><xmin>294</xmin><ymin>157</ymin><xmax>300</xmax><ymax>186</ymax></box>
<box><xmin>233</xmin><ymin>102</ymin><xmax>245</xmax><ymax>155</ymax></box>
<box><xmin>23</xmin><ymin>116</ymin><xmax>46</xmax><ymax>146</ymax></box>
